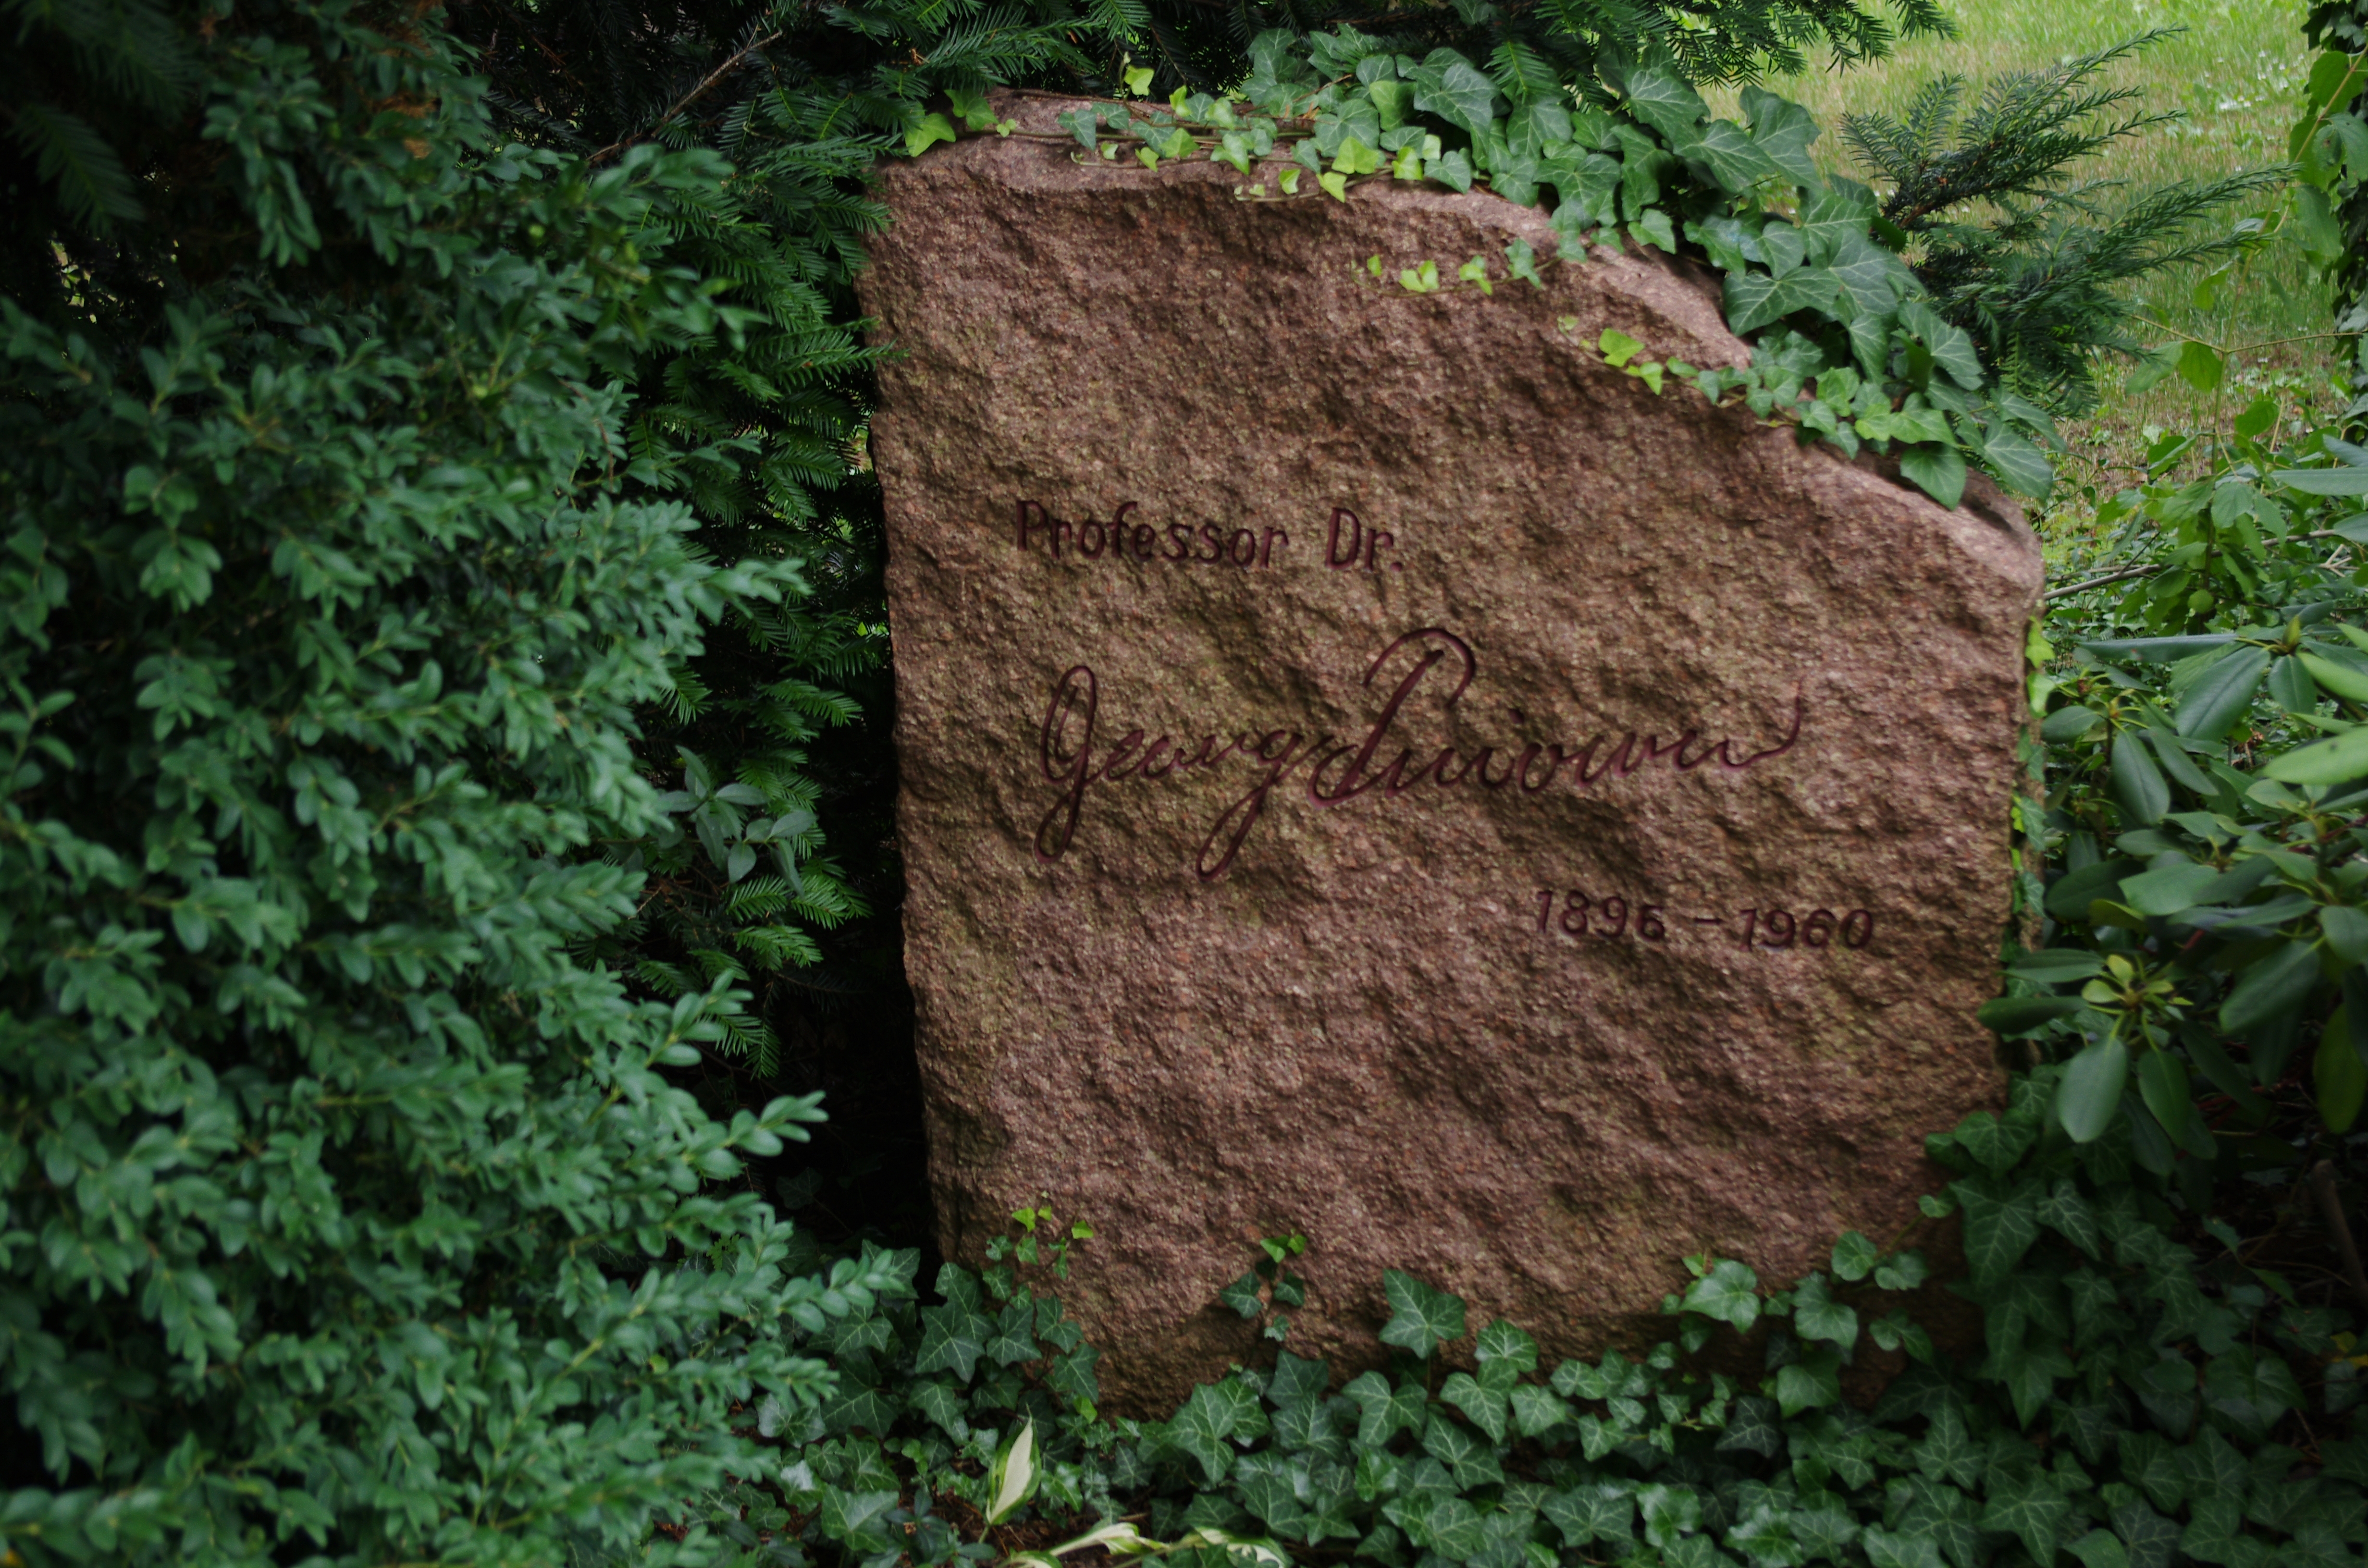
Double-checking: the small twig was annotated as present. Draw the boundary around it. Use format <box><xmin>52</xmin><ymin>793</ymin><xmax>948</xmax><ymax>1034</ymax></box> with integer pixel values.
<box><xmin>590</xmin><ymin>29</ymin><xmax>784</xmax><ymax>165</ymax></box>
<box><xmin>2045</xmin><ymin>527</ymin><xmax>2363</xmax><ymax>602</ymax></box>
<box><xmin>2309</xmin><ymin>1159</ymin><xmax>2368</xmax><ymax>1317</ymax></box>
<box><xmin>2128</xmin><ymin>316</ymin><xmax>2368</xmax><ymax>354</ymax></box>
<box><xmin>2044</xmin><ymin>563</ymin><xmax>2164</xmax><ymax>600</ymax></box>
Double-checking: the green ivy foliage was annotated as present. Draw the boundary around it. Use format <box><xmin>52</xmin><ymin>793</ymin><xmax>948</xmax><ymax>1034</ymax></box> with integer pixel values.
<box><xmin>0</xmin><ymin>3</ymin><xmax>925</xmax><ymax>1561</ymax></box>
<box><xmin>671</xmin><ymin>1076</ymin><xmax>2366</xmax><ymax>1568</ymax></box>
<box><xmin>992</xmin><ymin>29</ymin><xmax>2175</xmax><ymax>508</ymax></box>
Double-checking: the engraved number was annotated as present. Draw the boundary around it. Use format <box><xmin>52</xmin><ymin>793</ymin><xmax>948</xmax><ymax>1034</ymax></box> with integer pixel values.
<box><xmin>1560</xmin><ymin>892</ymin><xmax>1591</xmax><ymax>936</ymax></box>
<box><xmin>1598</xmin><ymin>896</ymin><xmax>1628</xmax><ymax>938</ymax></box>
<box><xmin>1638</xmin><ymin>905</ymin><xmax>1666</xmax><ymax>942</ymax></box>
<box><xmin>1842</xmin><ymin>909</ymin><xmax>1875</xmax><ymax>949</ymax></box>
<box><xmin>1803</xmin><ymin>909</ymin><xmax>1835</xmax><ymax>947</ymax></box>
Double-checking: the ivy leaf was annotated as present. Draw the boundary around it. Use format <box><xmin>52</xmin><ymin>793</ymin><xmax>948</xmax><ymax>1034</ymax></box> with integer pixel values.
<box><xmin>1863</xmin><ymin>1528</ymin><xmax>1946</xmax><ymax>1568</ymax></box>
<box><xmin>1437</xmin><ymin>1372</ymin><xmax>1509</xmax><ymax>1444</ymax></box>
<box><xmin>1422</xmin><ymin>1412</ymin><xmax>1505</xmax><ymax>1486</ymax></box>
<box><xmin>1343</xmin><ymin>1371</ymin><xmax>1429</xmax><ymax>1446</ymax></box>
<box><xmin>1951</xmin><ymin>1176</ymin><xmax>2042</xmax><ymax>1287</ymax></box>
<box><xmin>2067</xmin><ymin>1531</ymin><xmax>2128</xmax><ymax>1568</ymax></box>
<box><xmin>1051</xmin><ymin>1343</ymin><xmax>1099</xmax><ymax>1407</ymax></box>
<box><xmin>1740</xmin><ymin>85</ymin><xmax>1822</xmax><ymax>184</ymax></box>
<box><xmin>2034</xmin><ymin>1179</ymin><xmax>2102</xmax><ymax>1258</ymax></box>
<box><xmin>1221</xmin><ymin>1271</ymin><xmax>1264</xmax><ymax>1319</ymax></box>
<box><xmin>1053</xmin><ymin>107</ymin><xmax>1098</xmax><ymax>152</ymax></box>
<box><xmin>1978</xmin><ymin>1471</ymin><xmax>2071</xmax><ymax>1568</ymax></box>
<box><xmin>1504</xmin><ymin>238</ymin><xmax>1543</xmax><ymax>288</ymax></box>
<box><xmin>1379</xmin><ymin>1271</ymin><xmax>1465</xmax><ymax>1356</ymax></box>
<box><xmin>1680</xmin><ymin>1259</ymin><xmax>1762</xmax><ymax>1331</ymax></box>
<box><xmin>2180</xmin><ymin>1496</ymin><xmax>2243</xmax><ymax>1566</ymax></box>
<box><xmin>905</xmin><ymin>112</ymin><xmax>960</xmax><ymax>158</ymax></box>
<box><xmin>1405</xmin><ymin>54</ymin><xmax>1501</xmax><ymax>139</ymax></box>
<box><xmin>1544</xmin><ymin>1485</ymin><xmax>1637</xmax><ymax>1549</ymax></box>
<box><xmin>1770</xmin><ymin>1350</ymin><xmax>1842</xmax><ymax>1416</ymax></box>
<box><xmin>913</xmin><ymin>1300</ymin><xmax>990</xmax><ymax>1381</ymax></box>
<box><xmin>1875</xmin><ymin>1250</ymin><xmax>1929</xmax><ymax>1291</ymax></box>
<box><xmin>1332</xmin><ymin>135</ymin><xmax>1382</xmax><ymax>175</ymax></box>
<box><xmin>1268</xmin><ymin>1351</ymin><xmax>1328</xmax><ymax>1407</ymax></box>
<box><xmin>1831</xmin><ymin>1231</ymin><xmax>1878</xmax><ymax>1282</ymax></box>
<box><xmin>1899</xmin><ymin>299</ymin><xmax>1986</xmax><ymax>389</ymax></box>
<box><xmin>1791</xmin><ymin>1274</ymin><xmax>1859</xmax><ymax>1348</ymax></box>
<box><xmin>822</xmin><ymin>1489</ymin><xmax>902</xmax><ymax>1550</ymax></box>
<box><xmin>1618</xmin><ymin>65</ymin><xmax>1708</xmax><ymax>141</ymax></box>
<box><xmin>2199</xmin><ymin>1347</ymin><xmax>2302</xmax><ymax>1443</ymax></box>
<box><xmin>1630</xmin><ymin>208</ymin><xmax>1677</xmax><ymax>252</ymax></box>
<box><xmin>1428</xmin><ymin>147</ymin><xmax>1474</xmax><ymax>192</ymax></box>
<box><xmin>1714</xmin><ymin>1395</ymin><xmax>1781</xmax><ymax>1457</ymax></box>
<box><xmin>1509</xmin><ymin>1383</ymin><xmax>1572</xmax><ymax>1436</ymax></box>
<box><xmin>1677</xmin><ymin>118</ymin><xmax>1783</xmax><ymax>189</ymax></box>
<box><xmin>986</xmin><ymin>1299</ymin><xmax>1039</xmax><ymax>1365</ymax></box>
<box><xmin>1476</xmin><ymin>1319</ymin><xmax>1539</xmax><ymax>1372</ymax></box>
<box><xmin>1899</xmin><ymin>441</ymin><xmax>1968</xmax><ymax>509</ymax></box>
<box><xmin>1952</xmin><ymin>1110</ymin><xmax>2037</xmax><ymax>1174</ymax></box>
<box><xmin>2110</xmin><ymin>1502</ymin><xmax>2180</xmax><ymax>1568</ymax></box>
<box><xmin>1170</xmin><ymin>1383</ymin><xmax>1244</xmax><ymax>1483</ymax></box>
<box><xmin>1724</xmin><ymin>267</ymin><xmax>1841</xmax><ymax>334</ymax></box>
<box><xmin>1907</xmin><ymin>1401</ymin><xmax>1979</xmax><ymax>1488</ymax></box>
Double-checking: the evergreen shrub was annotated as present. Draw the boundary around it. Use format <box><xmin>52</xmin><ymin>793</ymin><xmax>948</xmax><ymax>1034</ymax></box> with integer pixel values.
<box><xmin>0</xmin><ymin>3</ymin><xmax>909</xmax><ymax>1561</ymax></box>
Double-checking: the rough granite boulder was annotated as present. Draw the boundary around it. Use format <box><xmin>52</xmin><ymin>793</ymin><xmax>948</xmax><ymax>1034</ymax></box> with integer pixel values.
<box><xmin>857</xmin><ymin>92</ymin><xmax>2040</xmax><ymax>1412</ymax></box>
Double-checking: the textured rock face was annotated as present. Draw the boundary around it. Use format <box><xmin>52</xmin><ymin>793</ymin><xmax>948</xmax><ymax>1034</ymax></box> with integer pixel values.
<box><xmin>859</xmin><ymin>95</ymin><xmax>2039</xmax><ymax>1412</ymax></box>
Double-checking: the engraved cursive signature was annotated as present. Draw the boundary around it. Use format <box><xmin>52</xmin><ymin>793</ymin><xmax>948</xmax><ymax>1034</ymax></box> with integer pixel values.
<box><xmin>1033</xmin><ymin>627</ymin><xmax>1804</xmax><ymax>881</ymax></box>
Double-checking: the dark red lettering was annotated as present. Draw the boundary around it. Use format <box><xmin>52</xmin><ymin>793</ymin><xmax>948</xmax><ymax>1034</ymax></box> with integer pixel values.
<box><xmin>1133</xmin><ymin>523</ymin><xmax>1155</xmax><ymax>561</ymax></box>
<box><xmin>1260</xmin><ymin>528</ymin><xmax>1287</xmax><ymax>566</ymax></box>
<box><xmin>1165</xmin><ymin>524</ymin><xmax>1192</xmax><ymax>561</ymax></box>
<box><xmin>1326</xmin><ymin>507</ymin><xmax>1363</xmax><ymax>569</ymax></box>
<box><xmin>1197</xmin><ymin>524</ymin><xmax>1225</xmax><ymax>563</ymax></box>
<box><xmin>1034</xmin><ymin>665</ymin><xmax>1098</xmax><ymax>861</ymax></box>
<box><xmin>1016</xmin><ymin>499</ymin><xmax>1049</xmax><ymax>551</ymax></box>
<box><xmin>1078</xmin><ymin>518</ymin><xmax>1106</xmax><ymax>558</ymax></box>
<box><xmin>1365</xmin><ymin>529</ymin><xmax>1395</xmax><ymax>572</ymax></box>
<box><xmin>1229</xmin><ymin>528</ymin><xmax>1258</xmax><ymax>567</ymax></box>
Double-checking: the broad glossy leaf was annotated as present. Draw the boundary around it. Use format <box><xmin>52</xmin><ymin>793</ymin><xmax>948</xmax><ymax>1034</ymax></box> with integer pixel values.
<box><xmin>2109</xmin><ymin>732</ymin><xmax>2170</xmax><ymax>825</ymax></box>
<box><xmin>2319</xmin><ymin>1005</ymin><xmax>2368</xmax><ymax>1131</ymax></box>
<box><xmin>1978</xmin><ymin>996</ymin><xmax>2082</xmax><ymax>1035</ymax></box>
<box><xmin>2119</xmin><ymin>861</ymin><xmax>2218</xmax><ymax>918</ymax></box>
<box><xmin>2175</xmin><ymin>645</ymin><xmax>2270</xmax><ymax>738</ymax></box>
<box><xmin>2264</xmin><ymin>722</ymin><xmax>2368</xmax><ymax>784</ymax></box>
<box><xmin>2056</xmin><ymin>1038</ymin><xmax>2129</xmax><ymax>1143</ymax></box>
<box><xmin>2269</xmin><ymin>466</ymin><xmax>2368</xmax><ymax>496</ymax></box>
<box><xmin>2136</xmin><ymin>1049</ymin><xmax>2191</xmax><ymax>1145</ymax></box>
<box><xmin>2219</xmin><ymin>939</ymin><xmax>2321</xmax><ymax>1034</ymax></box>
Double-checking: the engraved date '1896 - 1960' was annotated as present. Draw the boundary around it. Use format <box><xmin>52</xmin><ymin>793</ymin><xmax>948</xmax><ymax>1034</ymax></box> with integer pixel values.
<box><xmin>1030</xmin><ymin>626</ymin><xmax>1804</xmax><ymax>882</ymax></box>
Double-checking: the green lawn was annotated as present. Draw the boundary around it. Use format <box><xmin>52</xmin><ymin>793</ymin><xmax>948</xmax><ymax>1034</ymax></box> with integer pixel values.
<box><xmin>1713</xmin><ymin>0</ymin><xmax>2350</xmax><ymax>535</ymax></box>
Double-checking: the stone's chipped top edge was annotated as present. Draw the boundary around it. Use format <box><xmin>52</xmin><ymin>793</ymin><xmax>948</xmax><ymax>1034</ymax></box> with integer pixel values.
<box><xmin>864</xmin><ymin>90</ymin><xmax>2036</xmax><ymax>548</ymax></box>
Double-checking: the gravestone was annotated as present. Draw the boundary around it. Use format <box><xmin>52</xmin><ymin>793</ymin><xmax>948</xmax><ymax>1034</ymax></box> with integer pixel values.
<box><xmin>858</xmin><ymin>94</ymin><xmax>2040</xmax><ymax>1410</ymax></box>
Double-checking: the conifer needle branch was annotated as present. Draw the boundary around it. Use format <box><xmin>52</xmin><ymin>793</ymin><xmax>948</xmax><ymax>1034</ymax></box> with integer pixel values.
<box><xmin>592</xmin><ymin>29</ymin><xmax>784</xmax><ymax>164</ymax></box>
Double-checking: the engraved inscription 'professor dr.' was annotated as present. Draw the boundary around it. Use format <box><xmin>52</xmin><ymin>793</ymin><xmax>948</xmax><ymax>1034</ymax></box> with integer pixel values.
<box><xmin>859</xmin><ymin>94</ymin><xmax>2041</xmax><ymax>1410</ymax></box>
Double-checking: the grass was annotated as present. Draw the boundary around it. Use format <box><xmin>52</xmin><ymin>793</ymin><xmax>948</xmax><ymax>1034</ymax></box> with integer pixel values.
<box><xmin>1710</xmin><ymin>0</ymin><xmax>2358</xmax><ymax>566</ymax></box>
